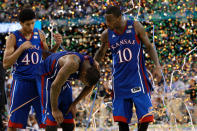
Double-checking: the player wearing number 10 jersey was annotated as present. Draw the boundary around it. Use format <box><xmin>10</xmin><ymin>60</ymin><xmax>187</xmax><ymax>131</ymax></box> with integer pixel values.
<box><xmin>3</xmin><ymin>7</ymin><xmax>62</xmax><ymax>130</ymax></box>
<box><xmin>94</xmin><ymin>6</ymin><xmax>162</xmax><ymax>131</ymax></box>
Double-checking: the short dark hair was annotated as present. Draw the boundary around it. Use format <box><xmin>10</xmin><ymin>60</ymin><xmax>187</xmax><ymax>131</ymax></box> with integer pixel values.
<box><xmin>19</xmin><ymin>8</ymin><xmax>35</xmax><ymax>22</ymax></box>
<box><xmin>85</xmin><ymin>66</ymin><xmax>100</xmax><ymax>86</ymax></box>
<box><xmin>106</xmin><ymin>6</ymin><xmax>121</xmax><ymax>17</ymax></box>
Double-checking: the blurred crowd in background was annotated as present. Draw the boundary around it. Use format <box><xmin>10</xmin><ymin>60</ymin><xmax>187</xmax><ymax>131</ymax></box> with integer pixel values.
<box><xmin>0</xmin><ymin>0</ymin><xmax>196</xmax><ymax>130</ymax></box>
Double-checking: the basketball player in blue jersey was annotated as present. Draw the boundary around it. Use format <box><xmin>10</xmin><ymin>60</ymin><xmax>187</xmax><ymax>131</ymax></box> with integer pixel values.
<box><xmin>36</xmin><ymin>51</ymin><xmax>100</xmax><ymax>131</ymax></box>
<box><xmin>3</xmin><ymin>7</ymin><xmax>62</xmax><ymax>131</ymax></box>
<box><xmin>94</xmin><ymin>6</ymin><xmax>162</xmax><ymax>131</ymax></box>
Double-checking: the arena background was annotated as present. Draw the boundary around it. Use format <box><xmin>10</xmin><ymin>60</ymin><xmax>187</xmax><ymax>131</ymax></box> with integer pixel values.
<box><xmin>0</xmin><ymin>0</ymin><xmax>196</xmax><ymax>130</ymax></box>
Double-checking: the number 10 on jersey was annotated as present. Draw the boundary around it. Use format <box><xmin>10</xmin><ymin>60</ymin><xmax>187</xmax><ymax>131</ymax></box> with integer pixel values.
<box><xmin>117</xmin><ymin>48</ymin><xmax>132</xmax><ymax>63</ymax></box>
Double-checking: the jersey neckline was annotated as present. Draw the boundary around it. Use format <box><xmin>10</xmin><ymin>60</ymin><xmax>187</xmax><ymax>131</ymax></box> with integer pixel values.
<box><xmin>19</xmin><ymin>30</ymin><xmax>34</xmax><ymax>41</ymax></box>
<box><xmin>113</xmin><ymin>20</ymin><xmax>128</xmax><ymax>36</ymax></box>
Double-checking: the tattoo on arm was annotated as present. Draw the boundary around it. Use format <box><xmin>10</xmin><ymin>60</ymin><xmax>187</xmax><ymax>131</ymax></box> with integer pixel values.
<box><xmin>72</xmin><ymin>55</ymin><xmax>80</xmax><ymax>64</ymax></box>
<box><xmin>94</xmin><ymin>30</ymin><xmax>108</xmax><ymax>62</ymax></box>
<box><xmin>50</xmin><ymin>56</ymin><xmax>79</xmax><ymax>110</ymax></box>
<box><xmin>94</xmin><ymin>42</ymin><xmax>108</xmax><ymax>62</ymax></box>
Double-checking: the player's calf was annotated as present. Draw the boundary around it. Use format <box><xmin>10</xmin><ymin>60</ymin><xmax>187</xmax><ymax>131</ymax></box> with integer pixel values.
<box><xmin>46</xmin><ymin>126</ymin><xmax>58</xmax><ymax>131</ymax></box>
<box><xmin>137</xmin><ymin>122</ymin><xmax>149</xmax><ymax>131</ymax></box>
<box><xmin>60</xmin><ymin>123</ymin><xmax>74</xmax><ymax>131</ymax></box>
<box><xmin>118</xmin><ymin>121</ymin><xmax>129</xmax><ymax>131</ymax></box>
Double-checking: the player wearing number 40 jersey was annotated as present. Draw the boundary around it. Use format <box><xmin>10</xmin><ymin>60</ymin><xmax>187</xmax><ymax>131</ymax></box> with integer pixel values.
<box><xmin>94</xmin><ymin>6</ymin><xmax>162</xmax><ymax>131</ymax></box>
<box><xmin>3</xmin><ymin>7</ymin><xmax>62</xmax><ymax>131</ymax></box>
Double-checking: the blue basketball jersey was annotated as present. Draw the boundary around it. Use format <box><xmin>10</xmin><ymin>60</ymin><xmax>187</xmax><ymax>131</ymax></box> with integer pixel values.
<box><xmin>38</xmin><ymin>51</ymin><xmax>85</xmax><ymax>80</ymax></box>
<box><xmin>108</xmin><ymin>20</ymin><xmax>153</xmax><ymax>99</ymax></box>
<box><xmin>37</xmin><ymin>51</ymin><xmax>86</xmax><ymax>123</ymax></box>
<box><xmin>12</xmin><ymin>28</ymin><xmax>43</xmax><ymax>79</ymax></box>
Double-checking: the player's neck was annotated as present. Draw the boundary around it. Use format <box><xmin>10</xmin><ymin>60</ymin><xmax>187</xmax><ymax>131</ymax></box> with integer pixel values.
<box><xmin>20</xmin><ymin>29</ymin><xmax>32</xmax><ymax>37</ymax></box>
<box><xmin>114</xmin><ymin>19</ymin><xmax>127</xmax><ymax>34</ymax></box>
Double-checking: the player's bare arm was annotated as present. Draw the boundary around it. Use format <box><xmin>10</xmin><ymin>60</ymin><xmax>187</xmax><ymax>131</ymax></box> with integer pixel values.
<box><xmin>94</xmin><ymin>29</ymin><xmax>109</xmax><ymax>63</ymax></box>
<box><xmin>66</xmin><ymin>85</ymin><xmax>95</xmax><ymax>117</ymax></box>
<box><xmin>3</xmin><ymin>34</ymin><xmax>33</xmax><ymax>69</ymax></box>
<box><xmin>134</xmin><ymin>21</ymin><xmax>162</xmax><ymax>81</ymax></box>
<box><xmin>50</xmin><ymin>55</ymin><xmax>80</xmax><ymax>124</ymax></box>
<box><xmin>49</xmin><ymin>33</ymin><xmax>62</xmax><ymax>52</ymax></box>
<box><xmin>39</xmin><ymin>30</ymin><xmax>62</xmax><ymax>59</ymax></box>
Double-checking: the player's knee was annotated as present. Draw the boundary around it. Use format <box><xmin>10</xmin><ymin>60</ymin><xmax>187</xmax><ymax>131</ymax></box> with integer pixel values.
<box><xmin>60</xmin><ymin>123</ymin><xmax>74</xmax><ymax>131</ymax></box>
<box><xmin>118</xmin><ymin>121</ymin><xmax>129</xmax><ymax>131</ymax></box>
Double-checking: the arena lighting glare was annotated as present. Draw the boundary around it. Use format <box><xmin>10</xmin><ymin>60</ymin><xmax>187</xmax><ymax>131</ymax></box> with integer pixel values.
<box><xmin>0</xmin><ymin>21</ymin><xmax>41</xmax><ymax>33</ymax></box>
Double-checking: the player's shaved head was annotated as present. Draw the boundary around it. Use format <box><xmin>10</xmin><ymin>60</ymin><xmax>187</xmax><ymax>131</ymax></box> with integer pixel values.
<box><xmin>85</xmin><ymin>65</ymin><xmax>100</xmax><ymax>86</ymax></box>
<box><xmin>106</xmin><ymin>6</ymin><xmax>121</xmax><ymax>17</ymax></box>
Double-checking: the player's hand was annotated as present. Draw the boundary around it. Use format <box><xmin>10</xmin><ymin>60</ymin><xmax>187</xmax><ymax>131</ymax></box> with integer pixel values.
<box><xmin>21</xmin><ymin>41</ymin><xmax>34</xmax><ymax>50</ymax></box>
<box><xmin>66</xmin><ymin>103</ymin><xmax>77</xmax><ymax>118</ymax></box>
<box><xmin>52</xmin><ymin>109</ymin><xmax>64</xmax><ymax>124</ymax></box>
<box><xmin>153</xmin><ymin>66</ymin><xmax>162</xmax><ymax>83</ymax></box>
<box><xmin>53</xmin><ymin>33</ymin><xmax>62</xmax><ymax>45</ymax></box>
